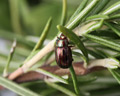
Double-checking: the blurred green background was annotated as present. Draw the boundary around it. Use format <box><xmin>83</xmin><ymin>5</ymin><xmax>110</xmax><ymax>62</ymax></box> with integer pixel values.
<box><xmin>1</xmin><ymin>0</ymin><xmax>120</xmax><ymax>96</ymax></box>
<box><xmin>0</xmin><ymin>0</ymin><xmax>81</xmax><ymax>73</ymax></box>
<box><xmin>0</xmin><ymin>0</ymin><xmax>80</xmax><ymax>37</ymax></box>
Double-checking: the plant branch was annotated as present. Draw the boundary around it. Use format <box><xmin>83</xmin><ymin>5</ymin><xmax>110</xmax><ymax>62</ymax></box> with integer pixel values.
<box><xmin>8</xmin><ymin>0</ymin><xmax>120</xmax><ymax>81</ymax></box>
<box><xmin>14</xmin><ymin>61</ymin><xmax>105</xmax><ymax>83</ymax></box>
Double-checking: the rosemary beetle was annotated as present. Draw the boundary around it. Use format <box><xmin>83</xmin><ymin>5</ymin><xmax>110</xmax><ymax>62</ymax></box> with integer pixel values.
<box><xmin>55</xmin><ymin>34</ymin><xmax>73</xmax><ymax>68</ymax></box>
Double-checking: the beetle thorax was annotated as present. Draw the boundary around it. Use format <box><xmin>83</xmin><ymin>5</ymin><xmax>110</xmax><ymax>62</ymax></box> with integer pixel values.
<box><xmin>56</xmin><ymin>34</ymin><xmax>68</xmax><ymax>47</ymax></box>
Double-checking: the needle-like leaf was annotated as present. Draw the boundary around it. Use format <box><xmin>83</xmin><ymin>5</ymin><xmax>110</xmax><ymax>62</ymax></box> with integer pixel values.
<box><xmin>85</xmin><ymin>34</ymin><xmax>120</xmax><ymax>51</ymax></box>
<box><xmin>0</xmin><ymin>76</ymin><xmax>40</xmax><ymax>96</ymax></box>
<box><xmin>57</xmin><ymin>25</ymin><xmax>88</xmax><ymax>63</ymax></box>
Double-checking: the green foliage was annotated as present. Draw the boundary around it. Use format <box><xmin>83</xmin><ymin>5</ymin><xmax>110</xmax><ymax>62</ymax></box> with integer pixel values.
<box><xmin>109</xmin><ymin>68</ymin><xmax>120</xmax><ymax>84</ymax></box>
<box><xmin>35</xmin><ymin>68</ymin><xmax>68</xmax><ymax>84</ymax></box>
<box><xmin>0</xmin><ymin>76</ymin><xmax>40</xmax><ymax>96</ymax></box>
<box><xmin>0</xmin><ymin>0</ymin><xmax>120</xmax><ymax>96</ymax></box>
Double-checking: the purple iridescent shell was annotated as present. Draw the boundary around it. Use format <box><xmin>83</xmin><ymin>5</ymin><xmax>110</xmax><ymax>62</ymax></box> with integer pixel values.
<box><xmin>55</xmin><ymin>34</ymin><xmax>73</xmax><ymax>68</ymax></box>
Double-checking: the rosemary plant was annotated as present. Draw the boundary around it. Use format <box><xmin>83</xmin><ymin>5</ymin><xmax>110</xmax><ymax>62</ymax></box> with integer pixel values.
<box><xmin>0</xmin><ymin>0</ymin><xmax>120</xmax><ymax>96</ymax></box>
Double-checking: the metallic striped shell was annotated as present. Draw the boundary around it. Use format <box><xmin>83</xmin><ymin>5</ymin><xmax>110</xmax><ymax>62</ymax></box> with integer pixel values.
<box><xmin>55</xmin><ymin>34</ymin><xmax>73</xmax><ymax>68</ymax></box>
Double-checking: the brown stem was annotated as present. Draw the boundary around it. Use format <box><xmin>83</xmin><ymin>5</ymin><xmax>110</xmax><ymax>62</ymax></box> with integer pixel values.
<box><xmin>8</xmin><ymin>68</ymin><xmax>23</xmax><ymax>80</ymax></box>
<box><xmin>14</xmin><ymin>62</ymin><xmax>105</xmax><ymax>83</ymax></box>
<box><xmin>8</xmin><ymin>58</ymin><xmax>110</xmax><ymax>81</ymax></box>
<box><xmin>0</xmin><ymin>61</ymin><xmax>105</xmax><ymax>90</ymax></box>
<box><xmin>7</xmin><ymin>39</ymin><xmax>55</xmax><ymax>80</ymax></box>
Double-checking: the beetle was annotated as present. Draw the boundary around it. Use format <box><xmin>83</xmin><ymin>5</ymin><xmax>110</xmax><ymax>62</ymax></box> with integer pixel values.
<box><xmin>55</xmin><ymin>34</ymin><xmax>73</xmax><ymax>68</ymax></box>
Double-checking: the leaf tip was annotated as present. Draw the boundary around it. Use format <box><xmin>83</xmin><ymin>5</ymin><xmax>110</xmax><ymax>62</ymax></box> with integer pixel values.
<box><xmin>57</xmin><ymin>25</ymin><xmax>61</xmax><ymax>30</ymax></box>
